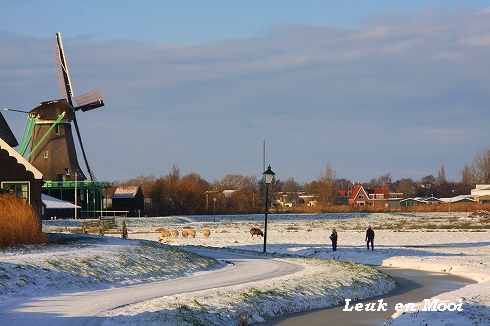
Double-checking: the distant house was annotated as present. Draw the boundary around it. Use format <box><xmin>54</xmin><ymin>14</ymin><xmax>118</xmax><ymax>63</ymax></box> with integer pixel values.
<box><xmin>471</xmin><ymin>185</ymin><xmax>490</xmax><ymax>204</ymax></box>
<box><xmin>112</xmin><ymin>186</ymin><xmax>144</xmax><ymax>216</ymax></box>
<box><xmin>400</xmin><ymin>197</ymin><xmax>429</xmax><ymax>207</ymax></box>
<box><xmin>349</xmin><ymin>184</ymin><xmax>403</xmax><ymax>208</ymax></box>
<box><xmin>439</xmin><ymin>195</ymin><xmax>476</xmax><ymax>204</ymax></box>
<box><xmin>0</xmin><ymin>114</ymin><xmax>43</xmax><ymax>217</ymax></box>
<box><xmin>349</xmin><ymin>184</ymin><xmax>371</xmax><ymax>207</ymax></box>
<box><xmin>298</xmin><ymin>194</ymin><xmax>319</xmax><ymax>207</ymax></box>
<box><xmin>41</xmin><ymin>194</ymin><xmax>80</xmax><ymax>219</ymax></box>
<box><xmin>400</xmin><ymin>195</ymin><xmax>475</xmax><ymax>208</ymax></box>
<box><xmin>222</xmin><ymin>189</ymin><xmax>239</xmax><ymax>198</ymax></box>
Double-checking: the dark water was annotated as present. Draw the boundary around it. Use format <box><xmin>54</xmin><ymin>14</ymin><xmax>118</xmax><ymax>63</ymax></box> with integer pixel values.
<box><xmin>268</xmin><ymin>268</ymin><xmax>473</xmax><ymax>326</ymax></box>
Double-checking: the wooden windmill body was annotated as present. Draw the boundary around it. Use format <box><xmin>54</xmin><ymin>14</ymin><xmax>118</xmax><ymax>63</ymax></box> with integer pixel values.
<box><xmin>30</xmin><ymin>99</ymin><xmax>85</xmax><ymax>181</ymax></box>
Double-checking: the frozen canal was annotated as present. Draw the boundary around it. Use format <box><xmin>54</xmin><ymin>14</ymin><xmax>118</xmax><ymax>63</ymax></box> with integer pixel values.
<box><xmin>270</xmin><ymin>267</ymin><xmax>473</xmax><ymax>326</ymax></box>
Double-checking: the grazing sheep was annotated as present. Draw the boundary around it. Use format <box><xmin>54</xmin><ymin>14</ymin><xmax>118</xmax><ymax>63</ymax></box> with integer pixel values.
<box><xmin>159</xmin><ymin>228</ymin><xmax>173</xmax><ymax>242</ymax></box>
<box><xmin>182</xmin><ymin>228</ymin><xmax>196</xmax><ymax>238</ymax></box>
<box><xmin>170</xmin><ymin>229</ymin><xmax>179</xmax><ymax>237</ymax></box>
<box><xmin>250</xmin><ymin>227</ymin><xmax>264</xmax><ymax>238</ymax></box>
<box><xmin>202</xmin><ymin>228</ymin><xmax>211</xmax><ymax>238</ymax></box>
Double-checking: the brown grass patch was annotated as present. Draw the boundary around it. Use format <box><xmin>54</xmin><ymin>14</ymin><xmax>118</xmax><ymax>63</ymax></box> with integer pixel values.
<box><xmin>0</xmin><ymin>194</ymin><xmax>46</xmax><ymax>247</ymax></box>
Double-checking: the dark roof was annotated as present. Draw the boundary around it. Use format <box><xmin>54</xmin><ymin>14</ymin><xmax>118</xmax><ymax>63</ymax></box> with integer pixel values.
<box><xmin>0</xmin><ymin>112</ymin><xmax>18</xmax><ymax>147</ymax></box>
<box><xmin>113</xmin><ymin>186</ymin><xmax>143</xmax><ymax>199</ymax></box>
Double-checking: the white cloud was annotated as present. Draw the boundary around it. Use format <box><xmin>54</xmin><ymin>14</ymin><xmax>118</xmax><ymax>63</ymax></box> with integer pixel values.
<box><xmin>461</xmin><ymin>34</ymin><xmax>490</xmax><ymax>47</ymax></box>
<box><xmin>1</xmin><ymin>9</ymin><xmax>489</xmax><ymax>181</ymax></box>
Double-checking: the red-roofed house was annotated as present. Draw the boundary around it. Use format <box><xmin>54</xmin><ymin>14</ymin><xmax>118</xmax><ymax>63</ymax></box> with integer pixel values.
<box><xmin>349</xmin><ymin>184</ymin><xmax>370</xmax><ymax>207</ymax></box>
<box><xmin>349</xmin><ymin>184</ymin><xmax>404</xmax><ymax>209</ymax></box>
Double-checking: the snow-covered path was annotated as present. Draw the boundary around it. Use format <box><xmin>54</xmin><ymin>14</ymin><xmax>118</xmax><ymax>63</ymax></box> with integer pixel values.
<box><xmin>0</xmin><ymin>249</ymin><xmax>303</xmax><ymax>326</ymax></box>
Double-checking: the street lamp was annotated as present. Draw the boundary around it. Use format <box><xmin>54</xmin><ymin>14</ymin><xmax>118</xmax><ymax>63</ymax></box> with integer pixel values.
<box><xmin>263</xmin><ymin>165</ymin><xmax>275</xmax><ymax>253</ymax></box>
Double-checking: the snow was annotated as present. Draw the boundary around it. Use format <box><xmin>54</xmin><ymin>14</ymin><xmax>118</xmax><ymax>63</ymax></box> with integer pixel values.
<box><xmin>42</xmin><ymin>194</ymin><xmax>80</xmax><ymax>209</ymax></box>
<box><xmin>439</xmin><ymin>195</ymin><xmax>476</xmax><ymax>203</ymax></box>
<box><xmin>100</xmin><ymin>254</ymin><xmax>395</xmax><ymax>325</ymax></box>
<box><xmin>122</xmin><ymin>212</ymin><xmax>489</xmax><ymax>325</ymax></box>
<box><xmin>0</xmin><ymin>238</ymin><xmax>395</xmax><ymax>326</ymax></box>
<box><xmin>6</xmin><ymin>212</ymin><xmax>489</xmax><ymax>325</ymax></box>
<box><xmin>386</xmin><ymin>281</ymin><xmax>490</xmax><ymax>326</ymax></box>
<box><xmin>0</xmin><ymin>234</ymin><xmax>218</xmax><ymax>302</ymax></box>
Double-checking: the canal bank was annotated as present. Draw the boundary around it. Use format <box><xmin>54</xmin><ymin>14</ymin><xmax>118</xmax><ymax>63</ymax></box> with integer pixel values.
<box><xmin>269</xmin><ymin>267</ymin><xmax>474</xmax><ymax>326</ymax></box>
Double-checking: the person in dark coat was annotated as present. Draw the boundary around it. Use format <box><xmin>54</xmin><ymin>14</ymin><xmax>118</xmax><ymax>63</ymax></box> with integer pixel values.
<box><xmin>329</xmin><ymin>228</ymin><xmax>338</xmax><ymax>252</ymax></box>
<box><xmin>365</xmin><ymin>225</ymin><xmax>375</xmax><ymax>251</ymax></box>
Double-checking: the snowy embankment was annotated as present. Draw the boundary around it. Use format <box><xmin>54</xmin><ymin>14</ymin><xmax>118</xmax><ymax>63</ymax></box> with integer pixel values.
<box><xmin>101</xmin><ymin>250</ymin><xmax>395</xmax><ymax>326</ymax></box>
<box><xmin>311</xmin><ymin>246</ymin><xmax>490</xmax><ymax>326</ymax></box>
<box><xmin>386</xmin><ymin>281</ymin><xmax>490</xmax><ymax>326</ymax></box>
<box><xmin>0</xmin><ymin>234</ymin><xmax>219</xmax><ymax>301</ymax></box>
<box><xmin>123</xmin><ymin>212</ymin><xmax>490</xmax><ymax>325</ymax></box>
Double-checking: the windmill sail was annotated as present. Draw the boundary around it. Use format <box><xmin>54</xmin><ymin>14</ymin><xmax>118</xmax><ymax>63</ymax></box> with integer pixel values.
<box><xmin>54</xmin><ymin>32</ymin><xmax>96</xmax><ymax>180</ymax></box>
<box><xmin>55</xmin><ymin>32</ymin><xmax>74</xmax><ymax>105</ymax></box>
<box><xmin>73</xmin><ymin>90</ymin><xmax>105</xmax><ymax>112</ymax></box>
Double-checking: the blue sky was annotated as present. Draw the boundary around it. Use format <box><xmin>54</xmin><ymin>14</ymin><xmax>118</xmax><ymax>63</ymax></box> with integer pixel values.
<box><xmin>1</xmin><ymin>1</ymin><xmax>490</xmax><ymax>182</ymax></box>
<box><xmin>1</xmin><ymin>1</ymin><xmax>488</xmax><ymax>43</ymax></box>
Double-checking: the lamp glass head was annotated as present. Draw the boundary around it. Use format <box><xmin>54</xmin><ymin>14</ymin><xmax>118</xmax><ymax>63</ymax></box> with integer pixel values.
<box><xmin>263</xmin><ymin>165</ymin><xmax>275</xmax><ymax>184</ymax></box>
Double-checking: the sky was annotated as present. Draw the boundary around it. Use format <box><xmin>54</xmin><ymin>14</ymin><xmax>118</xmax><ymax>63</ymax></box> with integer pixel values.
<box><xmin>1</xmin><ymin>1</ymin><xmax>490</xmax><ymax>183</ymax></box>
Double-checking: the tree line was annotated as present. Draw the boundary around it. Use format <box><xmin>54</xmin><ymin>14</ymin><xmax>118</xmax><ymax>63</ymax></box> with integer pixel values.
<box><xmin>115</xmin><ymin>149</ymin><xmax>490</xmax><ymax>215</ymax></box>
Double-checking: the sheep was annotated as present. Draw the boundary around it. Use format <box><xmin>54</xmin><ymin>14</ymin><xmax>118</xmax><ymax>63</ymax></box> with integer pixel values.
<box><xmin>181</xmin><ymin>228</ymin><xmax>196</xmax><ymax>238</ymax></box>
<box><xmin>158</xmin><ymin>228</ymin><xmax>173</xmax><ymax>242</ymax></box>
<box><xmin>250</xmin><ymin>227</ymin><xmax>264</xmax><ymax>238</ymax></box>
<box><xmin>202</xmin><ymin>228</ymin><xmax>211</xmax><ymax>238</ymax></box>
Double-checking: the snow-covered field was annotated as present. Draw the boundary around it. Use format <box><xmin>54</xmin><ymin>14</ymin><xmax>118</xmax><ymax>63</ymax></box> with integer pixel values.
<box><xmin>0</xmin><ymin>234</ymin><xmax>219</xmax><ymax>301</ymax></box>
<box><xmin>0</xmin><ymin>232</ymin><xmax>395</xmax><ymax>326</ymax></box>
<box><xmin>110</xmin><ymin>212</ymin><xmax>490</xmax><ymax>325</ymax></box>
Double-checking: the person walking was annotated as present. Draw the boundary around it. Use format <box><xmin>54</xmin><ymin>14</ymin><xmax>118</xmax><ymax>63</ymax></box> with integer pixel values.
<box><xmin>329</xmin><ymin>228</ymin><xmax>338</xmax><ymax>252</ymax></box>
<box><xmin>365</xmin><ymin>225</ymin><xmax>375</xmax><ymax>251</ymax></box>
<box><xmin>121</xmin><ymin>220</ymin><xmax>128</xmax><ymax>239</ymax></box>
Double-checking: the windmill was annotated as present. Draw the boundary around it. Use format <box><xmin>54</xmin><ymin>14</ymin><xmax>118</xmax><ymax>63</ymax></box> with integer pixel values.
<box><xmin>28</xmin><ymin>32</ymin><xmax>104</xmax><ymax>182</ymax></box>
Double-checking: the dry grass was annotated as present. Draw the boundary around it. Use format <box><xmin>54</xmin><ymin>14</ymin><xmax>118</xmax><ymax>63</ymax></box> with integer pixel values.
<box><xmin>276</xmin><ymin>203</ymin><xmax>490</xmax><ymax>213</ymax></box>
<box><xmin>0</xmin><ymin>194</ymin><xmax>46</xmax><ymax>247</ymax></box>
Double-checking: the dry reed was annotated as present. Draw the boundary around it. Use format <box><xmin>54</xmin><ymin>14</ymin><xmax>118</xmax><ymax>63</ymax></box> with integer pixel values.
<box><xmin>0</xmin><ymin>194</ymin><xmax>46</xmax><ymax>247</ymax></box>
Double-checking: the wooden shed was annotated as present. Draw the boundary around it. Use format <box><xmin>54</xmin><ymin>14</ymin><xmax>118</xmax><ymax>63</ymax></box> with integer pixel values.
<box><xmin>41</xmin><ymin>193</ymin><xmax>80</xmax><ymax>220</ymax></box>
<box><xmin>112</xmin><ymin>186</ymin><xmax>144</xmax><ymax>216</ymax></box>
<box><xmin>0</xmin><ymin>114</ymin><xmax>44</xmax><ymax>217</ymax></box>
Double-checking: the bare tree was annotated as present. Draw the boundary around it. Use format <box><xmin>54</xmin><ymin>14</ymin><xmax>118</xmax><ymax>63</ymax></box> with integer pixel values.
<box><xmin>305</xmin><ymin>163</ymin><xmax>336</xmax><ymax>204</ymax></box>
<box><xmin>368</xmin><ymin>173</ymin><xmax>392</xmax><ymax>188</ymax></box>
<box><xmin>395</xmin><ymin>178</ymin><xmax>416</xmax><ymax>197</ymax></box>
<box><xmin>282</xmin><ymin>178</ymin><xmax>301</xmax><ymax>193</ymax></box>
<box><xmin>461</xmin><ymin>164</ymin><xmax>475</xmax><ymax>186</ymax></box>
<box><xmin>436</xmin><ymin>164</ymin><xmax>447</xmax><ymax>185</ymax></box>
<box><xmin>472</xmin><ymin>149</ymin><xmax>490</xmax><ymax>183</ymax></box>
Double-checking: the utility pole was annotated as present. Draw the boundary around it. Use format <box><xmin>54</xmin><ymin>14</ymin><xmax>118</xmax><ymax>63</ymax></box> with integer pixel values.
<box><xmin>74</xmin><ymin>171</ymin><xmax>78</xmax><ymax>219</ymax></box>
<box><xmin>263</xmin><ymin>140</ymin><xmax>266</xmax><ymax>172</ymax></box>
<box><xmin>263</xmin><ymin>183</ymin><xmax>269</xmax><ymax>253</ymax></box>
<box><xmin>213</xmin><ymin>197</ymin><xmax>217</xmax><ymax>222</ymax></box>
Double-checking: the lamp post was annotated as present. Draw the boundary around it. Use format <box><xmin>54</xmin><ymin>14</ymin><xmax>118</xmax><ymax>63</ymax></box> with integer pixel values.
<box><xmin>263</xmin><ymin>165</ymin><xmax>275</xmax><ymax>254</ymax></box>
<box><xmin>213</xmin><ymin>197</ymin><xmax>217</xmax><ymax>223</ymax></box>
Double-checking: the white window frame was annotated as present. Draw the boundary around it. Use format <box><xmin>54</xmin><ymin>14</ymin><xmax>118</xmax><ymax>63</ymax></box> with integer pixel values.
<box><xmin>1</xmin><ymin>181</ymin><xmax>31</xmax><ymax>205</ymax></box>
